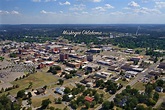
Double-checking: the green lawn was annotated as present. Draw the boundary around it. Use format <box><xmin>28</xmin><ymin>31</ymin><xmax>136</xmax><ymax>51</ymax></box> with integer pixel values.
<box><xmin>96</xmin><ymin>89</ymin><xmax>111</xmax><ymax>100</ymax></box>
<box><xmin>32</xmin><ymin>95</ymin><xmax>65</xmax><ymax>109</ymax></box>
<box><xmin>132</xmin><ymin>82</ymin><xmax>145</xmax><ymax>90</ymax></box>
<box><xmin>0</xmin><ymin>72</ymin><xmax>58</xmax><ymax>96</ymax></box>
<box><xmin>117</xmin><ymin>79</ymin><xmax>129</xmax><ymax>86</ymax></box>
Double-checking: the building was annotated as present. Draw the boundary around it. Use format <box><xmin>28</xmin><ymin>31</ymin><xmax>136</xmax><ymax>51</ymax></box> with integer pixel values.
<box><xmin>155</xmin><ymin>87</ymin><xmax>163</xmax><ymax>92</ymax></box>
<box><xmin>87</xmin><ymin>55</ymin><xmax>93</xmax><ymax>62</ymax></box>
<box><xmin>87</xmin><ymin>48</ymin><xmax>101</xmax><ymax>53</ymax></box>
<box><xmin>55</xmin><ymin>87</ymin><xmax>65</xmax><ymax>95</ymax></box>
<box><xmin>7</xmin><ymin>95</ymin><xmax>17</xmax><ymax>102</ymax></box>
<box><xmin>36</xmin><ymin>88</ymin><xmax>45</xmax><ymax>94</ymax></box>
<box><xmin>37</xmin><ymin>63</ymin><xmax>46</xmax><ymax>69</ymax></box>
<box><xmin>59</xmin><ymin>53</ymin><xmax>68</xmax><ymax>61</ymax></box>
<box><xmin>66</xmin><ymin>61</ymin><xmax>81</xmax><ymax>68</ymax></box>
<box><xmin>84</xmin><ymin>96</ymin><xmax>94</xmax><ymax>102</ymax></box>
<box><xmin>95</xmin><ymin>72</ymin><xmax>112</xmax><ymax>79</ymax></box>
<box><xmin>158</xmin><ymin>63</ymin><xmax>165</xmax><ymax>70</ymax></box>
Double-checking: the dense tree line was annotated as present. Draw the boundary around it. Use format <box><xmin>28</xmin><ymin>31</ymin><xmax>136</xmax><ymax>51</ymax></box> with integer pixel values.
<box><xmin>0</xmin><ymin>95</ymin><xmax>21</xmax><ymax>110</ymax></box>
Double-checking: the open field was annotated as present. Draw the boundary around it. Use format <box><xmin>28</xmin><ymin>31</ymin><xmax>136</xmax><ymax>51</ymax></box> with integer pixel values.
<box><xmin>32</xmin><ymin>95</ymin><xmax>65</xmax><ymax>109</ymax></box>
<box><xmin>117</xmin><ymin>79</ymin><xmax>129</xmax><ymax>86</ymax></box>
<box><xmin>132</xmin><ymin>82</ymin><xmax>145</xmax><ymax>90</ymax></box>
<box><xmin>0</xmin><ymin>72</ymin><xmax>58</xmax><ymax>96</ymax></box>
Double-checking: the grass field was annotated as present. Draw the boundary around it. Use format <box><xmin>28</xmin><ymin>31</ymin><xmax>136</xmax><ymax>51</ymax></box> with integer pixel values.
<box><xmin>31</xmin><ymin>95</ymin><xmax>65</xmax><ymax>109</ymax></box>
<box><xmin>132</xmin><ymin>82</ymin><xmax>145</xmax><ymax>90</ymax></box>
<box><xmin>117</xmin><ymin>79</ymin><xmax>129</xmax><ymax>86</ymax></box>
<box><xmin>0</xmin><ymin>71</ymin><xmax>58</xmax><ymax>96</ymax></box>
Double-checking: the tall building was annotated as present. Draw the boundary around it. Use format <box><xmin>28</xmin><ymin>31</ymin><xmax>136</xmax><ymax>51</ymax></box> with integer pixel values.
<box><xmin>59</xmin><ymin>53</ymin><xmax>68</xmax><ymax>61</ymax></box>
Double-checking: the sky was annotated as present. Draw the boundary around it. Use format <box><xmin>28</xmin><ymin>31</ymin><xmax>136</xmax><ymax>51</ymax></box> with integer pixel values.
<box><xmin>0</xmin><ymin>0</ymin><xmax>165</xmax><ymax>24</ymax></box>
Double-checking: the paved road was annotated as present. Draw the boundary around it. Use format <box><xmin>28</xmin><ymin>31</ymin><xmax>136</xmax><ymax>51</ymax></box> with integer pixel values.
<box><xmin>154</xmin><ymin>96</ymin><xmax>165</xmax><ymax>108</ymax></box>
<box><xmin>95</xmin><ymin>61</ymin><xmax>160</xmax><ymax>110</ymax></box>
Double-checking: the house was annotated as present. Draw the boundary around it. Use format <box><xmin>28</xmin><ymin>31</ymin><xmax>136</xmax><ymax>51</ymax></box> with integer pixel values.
<box><xmin>121</xmin><ymin>64</ymin><xmax>133</xmax><ymax>71</ymax></box>
<box><xmin>148</xmin><ymin>71</ymin><xmax>161</xmax><ymax>77</ymax></box>
<box><xmin>118</xmin><ymin>98</ymin><xmax>127</xmax><ymax>107</ymax></box>
<box><xmin>158</xmin><ymin>63</ymin><xmax>165</xmax><ymax>70</ymax></box>
<box><xmin>86</xmin><ymin>82</ymin><xmax>94</xmax><ymax>87</ymax></box>
<box><xmin>129</xmin><ymin>57</ymin><xmax>141</xmax><ymax>62</ymax></box>
<box><xmin>75</xmin><ymin>71</ymin><xmax>85</xmax><ymax>77</ymax></box>
<box><xmin>80</xmin><ymin>76</ymin><xmax>95</xmax><ymax>84</ymax></box>
<box><xmin>37</xmin><ymin>63</ymin><xmax>46</xmax><ymax>69</ymax></box>
<box><xmin>132</xmin><ymin>68</ymin><xmax>143</xmax><ymax>72</ymax></box>
<box><xmin>55</xmin><ymin>87</ymin><xmax>65</xmax><ymax>95</ymax></box>
<box><xmin>7</xmin><ymin>95</ymin><xmax>17</xmax><ymax>102</ymax></box>
<box><xmin>87</xmin><ymin>48</ymin><xmax>101</xmax><ymax>53</ymax></box>
<box><xmin>155</xmin><ymin>87</ymin><xmax>163</xmax><ymax>92</ymax></box>
<box><xmin>42</xmin><ymin>61</ymin><xmax>54</xmax><ymax>66</ymax></box>
<box><xmin>87</xmin><ymin>55</ymin><xmax>93</xmax><ymax>62</ymax></box>
<box><xmin>111</xmin><ymin>76</ymin><xmax>120</xmax><ymax>81</ymax></box>
<box><xmin>36</xmin><ymin>88</ymin><xmax>45</xmax><ymax>94</ymax></box>
<box><xmin>108</xmin><ymin>66</ymin><xmax>120</xmax><ymax>72</ymax></box>
<box><xmin>97</xmin><ymin>60</ymin><xmax>111</xmax><ymax>66</ymax></box>
<box><xmin>95</xmin><ymin>72</ymin><xmax>112</xmax><ymax>79</ymax></box>
<box><xmin>125</xmin><ymin>71</ymin><xmax>138</xmax><ymax>77</ymax></box>
<box><xmin>84</xmin><ymin>96</ymin><xmax>94</xmax><ymax>102</ymax></box>
<box><xmin>85</xmin><ymin>64</ymin><xmax>99</xmax><ymax>73</ymax></box>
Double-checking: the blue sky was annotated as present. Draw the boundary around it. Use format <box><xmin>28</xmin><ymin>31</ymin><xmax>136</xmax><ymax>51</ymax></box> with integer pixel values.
<box><xmin>0</xmin><ymin>0</ymin><xmax>165</xmax><ymax>24</ymax></box>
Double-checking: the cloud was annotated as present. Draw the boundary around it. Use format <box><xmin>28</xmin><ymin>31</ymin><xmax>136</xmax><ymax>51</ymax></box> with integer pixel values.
<box><xmin>11</xmin><ymin>10</ymin><xmax>20</xmax><ymax>14</ymax></box>
<box><xmin>155</xmin><ymin>2</ymin><xmax>165</xmax><ymax>8</ymax></box>
<box><xmin>92</xmin><ymin>7</ymin><xmax>106</xmax><ymax>11</ymax></box>
<box><xmin>91</xmin><ymin>0</ymin><xmax>102</xmax><ymax>2</ymax></box>
<box><xmin>134</xmin><ymin>7</ymin><xmax>161</xmax><ymax>14</ymax></box>
<box><xmin>60</xmin><ymin>11</ymin><xmax>63</xmax><ymax>13</ymax></box>
<box><xmin>110</xmin><ymin>11</ymin><xmax>125</xmax><ymax>15</ymax></box>
<box><xmin>105</xmin><ymin>4</ymin><xmax>114</xmax><ymax>9</ymax></box>
<box><xmin>128</xmin><ymin>1</ymin><xmax>140</xmax><ymax>8</ymax></box>
<box><xmin>40</xmin><ymin>10</ymin><xmax>55</xmax><ymax>14</ymax></box>
<box><xmin>0</xmin><ymin>10</ymin><xmax>20</xmax><ymax>15</ymax></box>
<box><xmin>45</xmin><ymin>0</ymin><xmax>56</xmax><ymax>2</ymax></box>
<box><xmin>142</xmin><ymin>0</ymin><xmax>149</xmax><ymax>3</ymax></box>
<box><xmin>82</xmin><ymin>11</ymin><xmax>88</xmax><ymax>14</ymax></box>
<box><xmin>92</xmin><ymin>4</ymin><xmax>114</xmax><ymax>12</ymax></box>
<box><xmin>69</xmin><ymin>4</ymin><xmax>86</xmax><ymax>11</ymax></box>
<box><xmin>32</xmin><ymin>0</ymin><xmax>41</xmax><ymax>2</ymax></box>
<box><xmin>59</xmin><ymin>1</ymin><xmax>70</xmax><ymax>5</ymax></box>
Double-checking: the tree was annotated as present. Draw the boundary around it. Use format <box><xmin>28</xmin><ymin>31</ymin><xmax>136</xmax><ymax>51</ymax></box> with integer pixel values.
<box><xmin>91</xmin><ymin>101</ymin><xmax>96</xmax><ymax>108</ymax></box>
<box><xmin>49</xmin><ymin>106</ymin><xmax>55</xmax><ymax>110</ymax></box>
<box><xmin>43</xmin><ymin>85</ymin><xmax>47</xmax><ymax>90</ymax></box>
<box><xmin>58</xmin><ymin>79</ymin><xmax>64</xmax><ymax>85</ymax></box>
<box><xmin>17</xmin><ymin>90</ymin><xmax>25</xmax><ymax>98</ymax></box>
<box><xmin>95</xmin><ymin>79</ymin><xmax>104</xmax><ymax>87</ymax></box>
<box><xmin>153</xmin><ymin>92</ymin><xmax>159</xmax><ymax>102</ymax></box>
<box><xmin>85</xmin><ymin>101</ymin><xmax>90</xmax><ymax>109</ymax></box>
<box><xmin>136</xmin><ymin>105</ymin><xmax>146</xmax><ymax>110</ymax></box>
<box><xmin>62</xmin><ymin>95</ymin><xmax>70</xmax><ymax>102</ymax></box>
<box><xmin>135</xmin><ymin>50</ymin><xmax>140</xmax><ymax>54</ymax></box>
<box><xmin>28</xmin><ymin>82</ymin><xmax>33</xmax><ymax>89</ymax></box>
<box><xmin>156</xmin><ymin>80</ymin><xmax>164</xmax><ymax>87</ymax></box>
<box><xmin>41</xmin><ymin>99</ymin><xmax>51</xmax><ymax>109</ymax></box>
<box><xmin>102</xmin><ymin>101</ymin><xmax>111</xmax><ymax>109</ymax></box>
<box><xmin>145</xmin><ymin>84</ymin><xmax>153</xmax><ymax>97</ymax></box>
<box><xmin>64</xmin><ymin>87</ymin><xmax>71</xmax><ymax>94</ymax></box>
<box><xmin>28</xmin><ymin>92</ymin><xmax>32</xmax><ymax>98</ymax></box>
<box><xmin>55</xmin><ymin>98</ymin><xmax>62</xmax><ymax>104</ymax></box>
<box><xmin>94</xmin><ymin>93</ymin><xmax>100</xmax><ymax>103</ymax></box>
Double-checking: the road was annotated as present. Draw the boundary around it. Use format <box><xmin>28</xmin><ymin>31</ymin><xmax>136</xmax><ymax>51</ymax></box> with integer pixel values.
<box><xmin>95</xmin><ymin>61</ymin><xmax>160</xmax><ymax>110</ymax></box>
<box><xmin>154</xmin><ymin>96</ymin><xmax>165</xmax><ymax>108</ymax></box>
